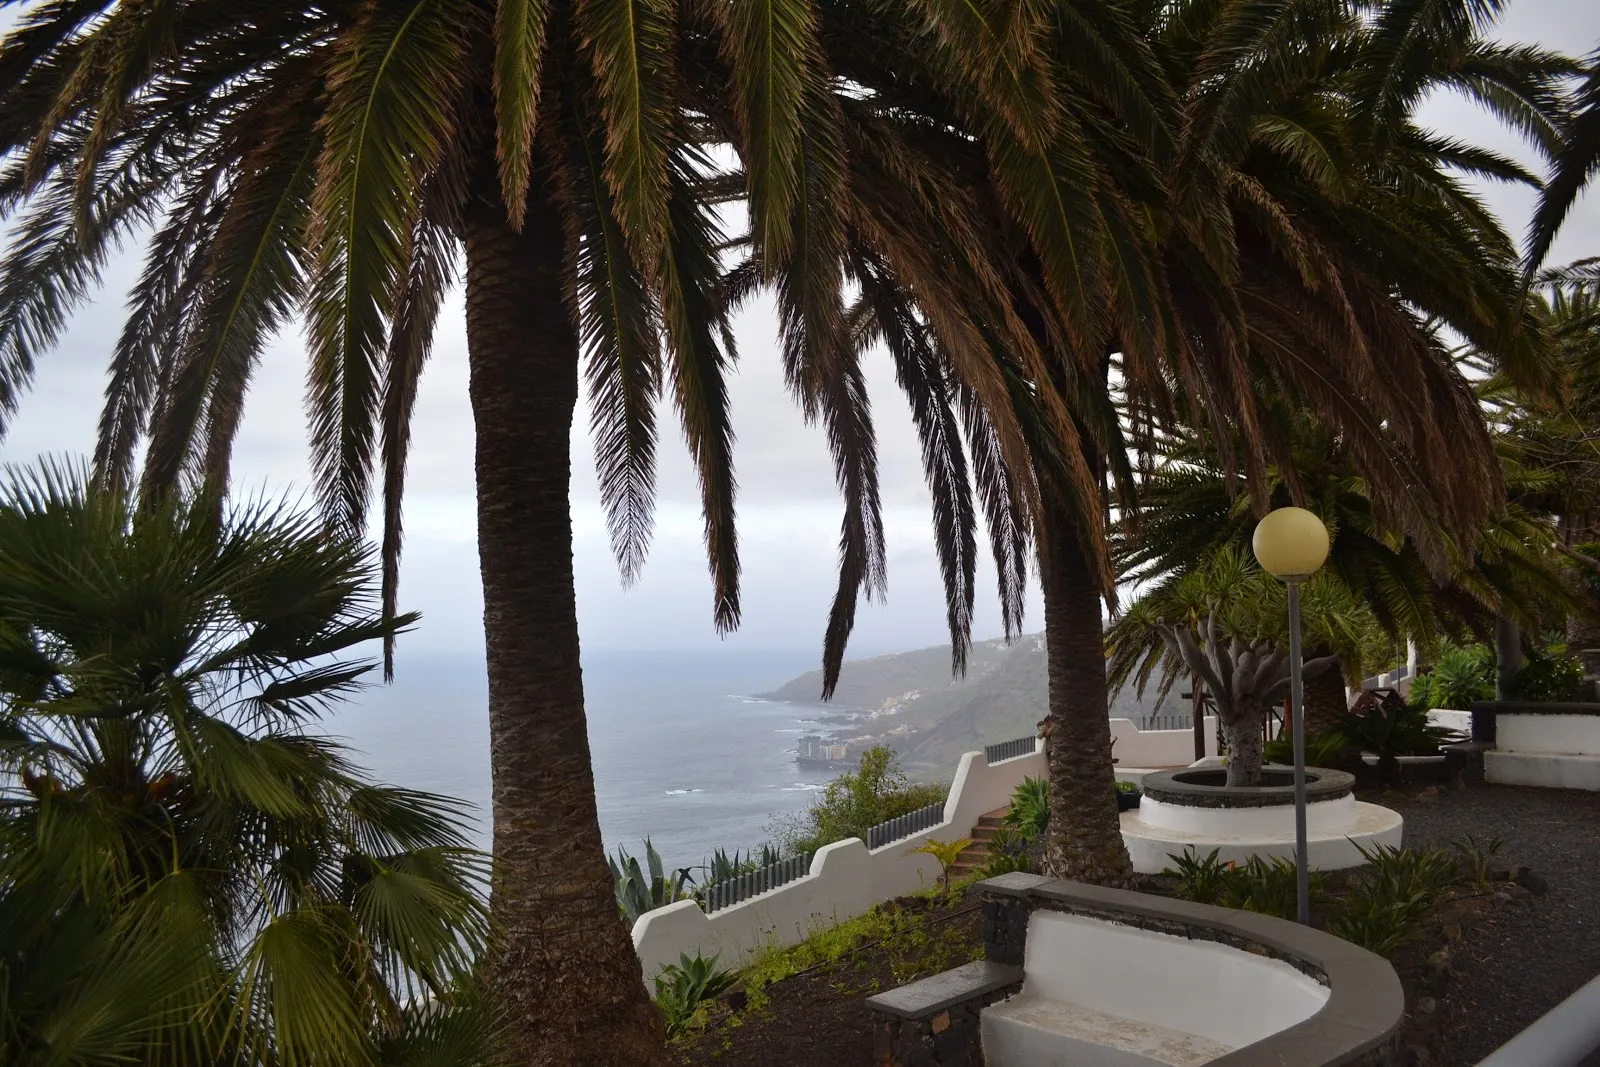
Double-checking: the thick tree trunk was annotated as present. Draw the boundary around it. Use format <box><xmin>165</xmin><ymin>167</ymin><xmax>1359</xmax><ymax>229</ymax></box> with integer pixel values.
<box><xmin>1221</xmin><ymin>712</ymin><xmax>1264</xmax><ymax>787</ymax></box>
<box><xmin>465</xmin><ymin>174</ymin><xmax>665</xmax><ymax>1065</ymax></box>
<box><xmin>1300</xmin><ymin>652</ymin><xmax>1348</xmax><ymax>739</ymax></box>
<box><xmin>1039</xmin><ymin>495</ymin><xmax>1134</xmax><ymax>886</ymax></box>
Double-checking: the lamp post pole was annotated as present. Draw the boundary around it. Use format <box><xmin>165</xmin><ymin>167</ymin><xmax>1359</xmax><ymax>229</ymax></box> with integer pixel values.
<box><xmin>1286</xmin><ymin>577</ymin><xmax>1310</xmax><ymax>925</ymax></box>
<box><xmin>1251</xmin><ymin>505</ymin><xmax>1329</xmax><ymax>929</ymax></box>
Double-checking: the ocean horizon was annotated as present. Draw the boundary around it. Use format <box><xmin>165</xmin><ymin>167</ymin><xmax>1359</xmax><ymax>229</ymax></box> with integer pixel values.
<box><xmin>319</xmin><ymin>647</ymin><xmax>859</xmax><ymax>870</ymax></box>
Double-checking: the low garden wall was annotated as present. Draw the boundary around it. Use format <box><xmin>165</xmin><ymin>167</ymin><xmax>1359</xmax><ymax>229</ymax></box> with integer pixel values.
<box><xmin>632</xmin><ymin>717</ymin><xmax>1217</xmax><ymax>982</ymax></box>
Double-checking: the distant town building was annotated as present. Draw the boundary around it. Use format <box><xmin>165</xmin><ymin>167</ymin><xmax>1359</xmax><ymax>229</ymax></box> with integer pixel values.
<box><xmin>796</xmin><ymin>734</ymin><xmax>849</xmax><ymax>768</ymax></box>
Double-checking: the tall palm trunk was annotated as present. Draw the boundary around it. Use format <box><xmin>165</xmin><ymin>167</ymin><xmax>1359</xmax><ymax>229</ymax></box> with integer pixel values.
<box><xmin>1039</xmin><ymin>492</ymin><xmax>1134</xmax><ymax>886</ymax></box>
<box><xmin>464</xmin><ymin>172</ymin><xmax>665</xmax><ymax>1065</ymax></box>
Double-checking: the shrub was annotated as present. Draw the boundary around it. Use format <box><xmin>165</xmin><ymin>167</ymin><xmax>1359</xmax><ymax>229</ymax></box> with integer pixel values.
<box><xmin>1326</xmin><ymin>890</ymin><xmax>1428</xmax><ymax>957</ymax></box>
<box><xmin>767</xmin><ymin>746</ymin><xmax>945</xmax><ymax>857</ymax></box>
<box><xmin>1262</xmin><ymin>730</ymin><xmax>1348</xmax><ymax>766</ymax></box>
<box><xmin>1221</xmin><ymin>856</ymin><xmax>1323</xmax><ymax>920</ymax></box>
<box><xmin>1509</xmin><ymin>645</ymin><xmax>1584</xmax><ymax>702</ymax></box>
<box><xmin>1115</xmin><ymin>780</ymin><xmax>1140</xmax><ymax>794</ymax></box>
<box><xmin>654</xmin><ymin>952</ymin><xmax>740</xmax><ymax>1041</ymax></box>
<box><xmin>1164</xmin><ymin>848</ymin><xmax>1231</xmax><ymax>905</ymax></box>
<box><xmin>1328</xmin><ymin>843</ymin><xmax>1458</xmax><ymax>957</ymax></box>
<box><xmin>1452</xmin><ymin>835</ymin><xmax>1504</xmax><ymax>893</ymax></box>
<box><xmin>1426</xmin><ymin>644</ymin><xmax>1495</xmax><ymax>710</ymax></box>
<box><xmin>610</xmin><ymin>838</ymin><xmax>695</xmax><ymax>923</ymax></box>
<box><xmin>1356</xmin><ymin>841</ymin><xmax>1458</xmax><ymax>906</ymax></box>
<box><xmin>1336</xmin><ymin>699</ymin><xmax>1451</xmax><ymax>784</ymax></box>
<box><xmin>1003</xmin><ymin>776</ymin><xmax>1051</xmax><ymax>838</ymax></box>
<box><xmin>978</xmin><ymin>825</ymin><xmax>1034</xmax><ymax>878</ymax></box>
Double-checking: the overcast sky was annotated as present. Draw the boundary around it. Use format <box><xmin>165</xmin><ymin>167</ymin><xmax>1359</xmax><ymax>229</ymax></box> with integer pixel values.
<box><xmin>3</xmin><ymin>1</ymin><xmax>1598</xmax><ymax>665</ymax></box>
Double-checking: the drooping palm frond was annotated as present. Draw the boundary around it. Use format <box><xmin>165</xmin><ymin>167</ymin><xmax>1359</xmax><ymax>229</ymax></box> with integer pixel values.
<box><xmin>1527</xmin><ymin>45</ymin><xmax>1600</xmax><ymax>270</ymax></box>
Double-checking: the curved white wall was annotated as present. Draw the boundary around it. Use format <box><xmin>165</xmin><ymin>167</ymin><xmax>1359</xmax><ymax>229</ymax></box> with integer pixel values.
<box><xmin>1019</xmin><ymin>911</ymin><xmax>1328</xmax><ymax>1048</ymax></box>
<box><xmin>1138</xmin><ymin>793</ymin><xmax>1356</xmax><ymax>836</ymax></box>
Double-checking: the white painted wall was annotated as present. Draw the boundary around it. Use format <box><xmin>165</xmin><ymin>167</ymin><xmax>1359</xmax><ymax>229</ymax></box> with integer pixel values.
<box><xmin>631</xmin><ymin>718</ymin><xmax>1216</xmax><ymax>982</ymax></box>
<box><xmin>982</xmin><ymin>911</ymin><xmax>1328</xmax><ymax>1065</ymax></box>
<box><xmin>1022</xmin><ymin>912</ymin><xmax>1328</xmax><ymax>1046</ymax></box>
<box><xmin>1485</xmin><ymin>752</ymin><xmax>1600</xmax><ymax>790</ymax></box>
<box><xmin>1110</xmin><ymin>716</ymin><xmax>1219</xmax><ymax>767</ymax></box>
<box><xmin>631</xmin><ymin>745</ymin><xmax>1045</xmax><ymax>981</ymax></box>
<box><xmin>1497</xmin><ymin>714</ymin><xmax>1600</xmax><ymax>756</ymax></box>
<box><xmin>1138</xmin><ymin>793</ymin><xmax>1356</xmax><ymax>836</ymax></box>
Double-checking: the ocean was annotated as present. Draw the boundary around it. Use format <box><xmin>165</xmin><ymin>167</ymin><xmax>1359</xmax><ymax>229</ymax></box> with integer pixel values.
<box><xmin>320</xmin><ymin>648</ymin><xmax>843</xmax><ymax>870</ymax></box>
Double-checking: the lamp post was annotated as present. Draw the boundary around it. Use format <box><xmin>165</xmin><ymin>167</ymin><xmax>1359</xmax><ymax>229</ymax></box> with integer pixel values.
<box><xmin>1251</xmin><ymin>506</ymin><xmax>1330</xmax><ymax>925</ymax></box>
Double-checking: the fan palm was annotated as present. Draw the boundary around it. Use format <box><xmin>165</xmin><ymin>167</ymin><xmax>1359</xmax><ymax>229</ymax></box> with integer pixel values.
<box><xmin>0</xmin><ymin>461</ymin><xmax>491</xmax><ymax>1066</ymax></box>
<box><xmin>0</xmin><ymin>3</ymin><xmax>1081</xmax><ymax>1057</ymax></box>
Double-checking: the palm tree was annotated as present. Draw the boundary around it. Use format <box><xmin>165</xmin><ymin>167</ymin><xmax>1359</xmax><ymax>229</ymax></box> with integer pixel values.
<box><xmin>820</xmin><ymin>0</ymin><xmax>1569</xmax><ymax>887</ymax></box>
<box><xmin>1527</xmin><ymin>46</ymin><xmax>1600</xmax><ymax>269</ymax></box>
<box><xmin>0</xmin><ymin>461</ymin><xmax>491</xmax><ymax>1065</ymax></box>
<box><xmin>0</xmin><ymin>3</ymin><xmax>1118</xmax><ymax>1056</ymax></box>
<box><xmin>1115</xmin><ymin>414</ymin><xmax>1578</xmax><ymax>735</ymax></box>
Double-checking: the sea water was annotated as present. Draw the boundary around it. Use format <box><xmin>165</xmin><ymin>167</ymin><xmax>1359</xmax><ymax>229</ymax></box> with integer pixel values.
<box><xmin>319</xmin><ymin>648</ymin><xmax>841</xmax><ymax>871</ymax></box>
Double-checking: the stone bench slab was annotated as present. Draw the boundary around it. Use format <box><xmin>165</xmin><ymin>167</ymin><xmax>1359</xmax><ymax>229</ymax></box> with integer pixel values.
<box><xmin>867</xmin><ymin>960</ymin><xmax>1024</xmax><ymax>1020</ymax></box>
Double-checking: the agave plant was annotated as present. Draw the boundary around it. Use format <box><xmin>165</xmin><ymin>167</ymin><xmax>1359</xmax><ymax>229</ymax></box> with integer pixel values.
<box><xmin>652</xmin><ymin>952</ymin><xmax>740</xmax><ymax>1041</ymax></box>
<box><xmin>1003</xmin><ymin>777</ymin><xmax>1051</xmax><ymax>840</ymax></box>
<box><xmin>609</xmin><ymin>839</ymin><xmax>695</xmax><ymax>925</ymax></box>
<box><xmin>0</xmin><ymin>461</ymin><xmax>493</xmax><ymax>1065</ymax></box>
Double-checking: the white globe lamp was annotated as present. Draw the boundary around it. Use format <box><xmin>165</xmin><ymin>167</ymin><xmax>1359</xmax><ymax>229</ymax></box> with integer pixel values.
<box><xmin>1251</xmin><ymin>506</ymin><xmax>1330</xmax><ymax>581</ymax></box>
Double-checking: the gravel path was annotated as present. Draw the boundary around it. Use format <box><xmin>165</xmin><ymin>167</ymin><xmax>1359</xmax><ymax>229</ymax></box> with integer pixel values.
<box><xmin>1388</xmin><ymin>785</ymin><xmax>1600</xmax><ymax>1064</ymax></box>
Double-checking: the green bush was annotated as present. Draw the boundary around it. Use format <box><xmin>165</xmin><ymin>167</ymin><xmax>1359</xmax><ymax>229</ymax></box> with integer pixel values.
<box><xmin>1509</xmin><ymin>645</ymin><xmax>1584</xmax><ymax>702</ymax></box>
<box><xmin>978</xmin><ymin>825</ymin><xmax>1034</xmax><ymax>878</ymax></box>
<box><xmin>1115</xmin><ymin>779</ymin><xmax>1140</xmax><ymax>794</ymax></box>
<box><xmin>1337</xmin><ymin>700</ymin><xmax>1452</xmax><ymax>762</ymax></box>
<box><xmin>767</xmin><ymin>745</ymin><xmax>945</xmax><ymax>857</ymax></box>
<box><xmin>1221</xmin><ymin>856</ymin><xmax>1323</xmax><ymax>920</ymax></box>
<box><xmin>1262</xmin><ymin>731</ymin><xmax>1348</xmax><ymax>766</ymax></box>
<box><xmin>1327</xmin><ymin>842</ymin><xmax>1458</xmax><ymax>957</ymax></box>
<box><xmin>1003</xmin><ymin>776</ymin><xmax>1051</xmax><ymax>838</ymax></box>
<box><xmin>1424</xmin><ymin>644</ymin><xmax>1495</xmax><ymax>710</ymax></box>
<box><xmin>1163</xmin><ymin>848</ymin><xmax>1231</xmax><ymax>905</ymax></box>
<box><xmin>654</xmin><ymin>952</ymin><xmax>740</xmax><ymax>1041</ymax></box>
<box><xmin>1452</xmin><ymin>835</ymin><xmax>1504</xmax><ymax>892</ymax></box>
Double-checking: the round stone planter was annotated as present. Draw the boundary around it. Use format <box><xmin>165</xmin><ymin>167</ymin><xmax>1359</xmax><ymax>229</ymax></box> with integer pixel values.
<box><xmin>1120</xmin><ymin>764</ymin><xmax>1403</xmax><ymax>873</ymax></box>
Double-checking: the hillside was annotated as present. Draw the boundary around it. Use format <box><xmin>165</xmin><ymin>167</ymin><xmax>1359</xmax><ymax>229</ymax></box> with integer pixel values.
<box><xmin>761</xmin><ymin>634</ymin><xmax>1179</xmax><ymax>774</ymax></box>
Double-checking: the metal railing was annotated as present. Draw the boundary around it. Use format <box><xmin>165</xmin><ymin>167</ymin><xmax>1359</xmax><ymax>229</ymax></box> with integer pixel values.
<box><xmin>1477</xmin><ymin>971</ymin><xmax>1600</xmax><ymax>1066</ymax></box>
<box><xmin>985</xmin><ymin>735</ymin><xmax>1039</xmax><ymax>764</ymax></box>
<box><xmin>865</xmin><ymin>801</ymin><xmax>945</xmax><ymax>850</ymax></box>
<box><xmin>702</xmin><ymin>852</ymin><xmax>812</xmax><ymax>914</ymax></box>
<box><xmin>1133</xmin><ymin>713</ymin><xmax>1194</xmax><ymax>732</ymax></box>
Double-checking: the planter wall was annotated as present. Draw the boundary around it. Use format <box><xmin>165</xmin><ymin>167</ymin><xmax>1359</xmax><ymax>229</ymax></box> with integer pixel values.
<box><xmin>1473</xmin><ymin>701</ymin><xmax>1600</xmax><ymax>792</ymax></box>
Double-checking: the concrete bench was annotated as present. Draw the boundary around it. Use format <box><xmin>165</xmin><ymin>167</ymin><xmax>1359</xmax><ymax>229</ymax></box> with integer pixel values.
<box><xmin>868</xmin><ymin>874</ymin><xmax>1404</xmax><ymax>1067</ymax></box>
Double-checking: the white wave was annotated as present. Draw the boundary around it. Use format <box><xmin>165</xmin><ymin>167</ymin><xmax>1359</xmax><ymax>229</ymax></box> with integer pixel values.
<box><xmin>662</xmin><ymin>788</ymin><xmax>705</xmax><ymax>796</ymax></box>
<box><xmin>780</xmin><ymin>782</ymin><xmax>827</xmax><ymax>792</ymax></box>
